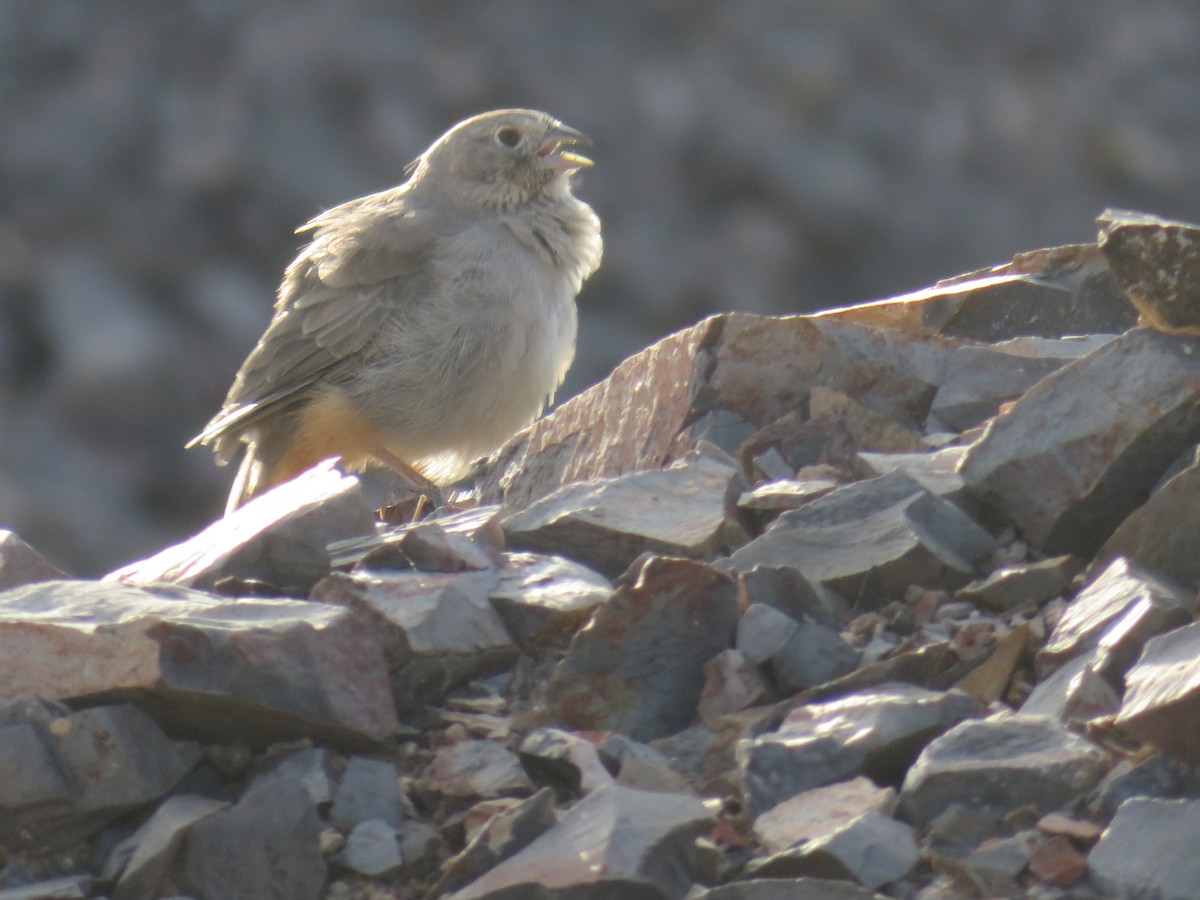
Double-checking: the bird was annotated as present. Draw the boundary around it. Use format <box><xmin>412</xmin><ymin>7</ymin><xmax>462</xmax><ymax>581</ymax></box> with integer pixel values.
<box><xmin>188</xmin><ymin>109</ymin><xmax>603</xmax><ymax>514</ymax></box>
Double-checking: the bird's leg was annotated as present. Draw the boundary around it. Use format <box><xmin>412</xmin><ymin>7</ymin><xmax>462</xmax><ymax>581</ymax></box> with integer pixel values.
<box><xmin>374</xmin><ymin>449</ymin><xmax>444</xmax><ymax>509</ymax></box>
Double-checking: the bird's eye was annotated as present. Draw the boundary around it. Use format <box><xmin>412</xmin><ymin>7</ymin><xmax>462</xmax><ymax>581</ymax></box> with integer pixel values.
<box><xmin>495</xmin><ymin>127</ymin><xmax>522</xmax><ymax>148</ymax></box>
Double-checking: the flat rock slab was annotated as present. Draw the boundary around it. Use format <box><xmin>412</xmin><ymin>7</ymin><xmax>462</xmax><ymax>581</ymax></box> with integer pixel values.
<box><xmin>109</xmin><ymin>794</ymin><xmax>228</xmax><ymax>900</ymax></box>
<box><xmin>489</xmin><ymin>553</ymin><xmax>613</xmax><ymax>653</ymax></box>
<box><xmin>1114</xmin><ymin>621</ymin><xmax>1200</xmax><ymax>763</ymax></box>
<box><xmin>501</xmin><ymin>453</ymin><xmax>745</xmax><ymax>580</ymax></box>
<box><xmin>1088</xmin><ymin>797</ymin><xmax>1200</xmax><ymax>900</ymax></box>
<box><xmin>0</xmin><ymin>702</ymin><xmax>200</xmax><ymax>851</ymax></box>
<box><xmin>1098</xmin><ymin>208</ymin><xmax>1200</xmax><ymax>334</ymax></box>
<box><xmin>960</xmin><ymin>327</ymin><xmax>1200</xmax><ymax>556</ymax></box>
<box><xmin>451</xmin><ymin>784</ymin><xmax>714</xmax><ymax>899</ymax></box>
<box><xmin>107</xmin><ymin>459</ymin><xmax>376</xmax><ymax>595</ymax></box>
<box><xmin>736</xmin><ymin>602</ymin><xmax>859</xmax><ymax>693</ymax></box>
<box><xmin>753</xmin><ymin>777</ymin><xmax>896</xmax><ymax>853</ymax></box>
<box><xmin>691</xmin><ymin>879</ymin><xmax>886</xmax><ymax>900</ymax></box>
<box><xmin>727</xmin><ymin>472</ymin><xmax>997</xmax><ymax>607</ymax></box>
<box><xmin>0</xmin><ymin>876</ymin><xmax>94</xmax><ymax>900</ymax></box>
<box><xmin>0</xmin><ymin>579</ymin><xmax>398</xmax><ymax>747</ymax></box>
<box><xmin>431</xmin><ymin>740</ymin><xmax>533</xmax><ymax>800</ymax></box>
<box><xmin>738</xmin><ymin>685</ymin><xmax>981</xmax><ymax>818</ymax></box>
<box><xmin>540</xmin><ymin>557</ymin><xmax>740</xmax><ymax>742</ymax></box>
<box><xmin>956</xmin><ymin>556</ymin><xmax>1077</xmax><ymax>613</ymax></box>
<box><xmin>899</xmin><ymin>713</ymin><xmax>1109</xmax><ymax>825</ymax></box>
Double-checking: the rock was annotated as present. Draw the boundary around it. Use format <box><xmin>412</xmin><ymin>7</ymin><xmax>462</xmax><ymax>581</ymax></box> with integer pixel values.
<box><xmin>960</xmin><ymin>328</ymin><xmax>1200</xmax><ymax>556</ymax></box>
<box><xmin>176</xmin><ymin>776</ymin><xmax>326</xmax><ymax>900</ymax></box>
<box><xmin>0</xmin><ymin>702</ymin><xmax>200</xmax><ymax>851</ymax></box>
<box><xmin>736</xmin><ymin>603</ymin><xmax>859</xmax><ymax>694</ymax></box>
<box><xmin>855</xmin><ymin>445</ymin><xmax>969</xmax><ymax>504</ymax></box>
<box><xmin>1038</xmin><ymin>556</ymin><xmax>1191</xmax><ymax>677</ymax></box>
<box><xmin>0</xmin><ymin>579</ymin><xmax>399</xmax><ymax>747</ymax></box>
<box><xmin>0</xmin><ymin>530</ymin><xmax>67</xmax><ymax>590</ymax></box>
<box><xmin>109</xmin><ymin>794</ymin><xmax>228</xmax><ymax>900</ymax></box>
<box><xmin>329</xmin><ymin>756</ymin><xmax>405</xmax><ymax>829</ymax></box>
<box><xmin>747</xmin><ymin>811</ymin><xmax>918</xmax><ymax>890</ymax></box>
<box><xmin>1087</xmin><ymin>797</ymin><xmax>1200</xmax><ymax>900</ymax></box>
<box><xmin>329</xmin><ymin>505</ymin><xmax>504</xmax><ymax>572</ymax></box>
<box><xmin>689</xmin><ymin>879</ymin><xmax>885</xmax><ymax>900</ymax></box>
<box><xmin>738</xmin><ymin>685</ymin><xmax>981</xmax><ymax>818</ymax></box>
<box><xmin>596</xmin><ymin>734</ymin><xmax>693</xmax><ymax>795</ymax></box>
<box><xmin>501</xmin><ymin>452</ymin><xmax>746</xmax><ymax>580</ymax></box>
<box><xmin>488</xmin><ymin>553</ymin><xmax>613</xmax><ymax>654</ymax></box>
<box><xmin>811</xmin><ymin>243</ymin><xmax>1135</xmax><ymax>341</ymax></box>
<box><xmin>1094</xmin><ymin>452</ymin><xmax>1200</xmax><ymax>591</ymax></box>
<box><xmin>107</xmin><ymin>460</ymin><xmax>376</xmax><ymax>595</ymax></box>
<box><xmin>753</xmin><ymin>777</ymin><xmax>896</xmax><ymax>853</ymax></box>
<box><xmin>953</xmin><ymin>623</ymin><xmax>1031</xmax><ymax>704</ymax></box>
<box><xmin>1115</xmin><ymin>621</ymin><xmax>1200</xmax><ymax>763</ymax></box>
<box><xmin>1027</xmin><ymin>834</ymin><xmax>1087</xmax><ymax>887</ymax></box>
<box><xmin>0</xmin><ymin>876</ymin><xmax>93</xmax><ymax>900</ymax></box>
<box><xmin>738</xmin><ymin>477</ymin><xmax>839</xmax><ymax>513</ymax></box>
<box><xmin>517</xmin><ymin>727</ymin><xmax>613</xmax><ymax>796</ymax></box>
<box><xmin>726</xmin><ymin>472</ymin><xmax>998</xmax><ymax>607</ymax></box>
<box><xmin>430</xmin><ymin>740</ymin><xmax>532</xmax><ymax>800</ymax></box>
<box><xmin>1088</xmin><ymin>753</ymin><xmax>1200</xmax><ymax>820</ymax></box>
<box><xmin>1098</xmin><ymin>208</ymin><xmax>1200</xmax><ymax>334</ymax></box>
<box><xmin>311</xmin><ymin>569</ymin><xmax>515</xmax><ymax>708</ymax></box>
<box><xmin>337</xmin><ymin>819</ymin><xmax>402</xmax><ymax>878</ymax></box>
<box><xmin>956</xmin><ymin>556</ymin><xmax>1078</xmax><ymax>613</ymax></box>
<box><xmin>246</xmin><ymin>746</ymin><xmax>334</xmax><ymax>806</ymax></box>
<box><xmin>697</xmin><ymin>649</ymin><xmax>769</xmax><ymax>723</ymax></box>
<box><xmin>898</xmin><ymin>713</ymin><xmax>1109</xmax><ymax>825</ymax></box>
<box><xmin>433</xmin><ymin>788</ymin><xmax>557</xmax><ymax>896</ymax></box>
<box><xmin>541</xmin><ymin>556</ymin><xmax>740</xmax><ymax>742</ymax></box>
<box><xmin>932</xmin><ymin>832</ymin><xmax>1034</xmax><ymax>897</ymax></box>
<box><xmin>450</xmin><ymin>784</ymin><xmax>714</xmax><ymax>899</ymax></box>
<box><xmin>1019</xmin><ymin>652</ymin><xmax>1120</xmax><ymax>723</ymax></box>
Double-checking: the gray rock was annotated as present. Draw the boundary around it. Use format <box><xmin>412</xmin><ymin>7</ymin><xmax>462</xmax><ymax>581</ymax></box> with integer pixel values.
<box><xmin>329</xmin><ymin>756</ymin><xmax>404</xmax><ymax>829</ymax></box>
<box><xmin>1020</xmin><ymin>652</ymin><xmax>1120</xmax><ymax>724</ymax></box>
<box><xmin>1088</xmin><ymin>797</ymin><xmax>1200</xmax><ymax>900</ymax></box>
<box><xmin>0</xmin><ymin>876</ymin><xmax>93</xmax><ymax>900</ymax></box>
<box><xmin>753</xmin><ymin>777</ymin><xmax>896</xmax><ymax>854</ymax></box>
<box><xmin>738</xmin><ymin>477</ymin><xmax>839</xmax><ymax>513</ymax></box>
<box><xmin>518</xmin><ymin>727</ymin><xmax>614</xmax><ymax>796</ymax></box>
<box><xmin>0</xmin><ymin>579</ymin><xmax>399</xmax><ymax>747</ymax></box>
<box><xmin>107</xmin><ymin>460</ymin><xmax>376</xmax><ymax>595</ymax></box>
<box><xmin>596</xmin><ymin>734</ymin><xmax>692</xmax><ymax>794</ymax></box>
<box><xmin>727</xmin><ymin>472</ymin><xmax>997</xmax><ymax>607</ymax></box>
<box><xmin>430</xmin><ymin>740</ymin><xmax>533</xmax><ymax>800</ymax></box>
<box><xmin>1098</xmin><ymin>208</ymin><xmax>1200</xmax><ymax>334</ymax></box>
<box><xmin>689</xmin><ymin>880</ymin><xmax>885</xmax><ymax>900</ymax></box>
<box><xmin>541</xmin><ymin>556</ymin><xmax>740</xmax><ymax>741</ymax></box>
<box><xmin>109</xmin><ymin>794</ymin><xmax>228</xmax><ymax>900</ymax></box>
<box><xmin>178</xmin><ymin>776</ymin><xmax>326</xmax><ymax>900</ymax></box>
<box><xmin>337</xmin><ymin>819</ymin><xmax>402</xmax><ymax>878</ymax></box>
<box><xmin>246</xmin><ymin>747</ymin><xmax>334</xmax><ymax>806</ymax></box>
<box><xmin>899</xmin><ymin>713</ymin><xmax>1109</xmax><ymax>825</ymax></box>
<box><xmin>738</xmin><ymin>685</ymin><xmax>981</xmax><ymax>818</ymax></box>
<box><xmin>697</xmin><ymin>649</ymin><xmax>769</xmax><ymax>723</ymax></box>
<box><xmin>1115</xmin><ymin>621</ymin><xmax>1200</xmax><ymax>763</ymax></box>
<box><xmin>0</xmin><ymin>530</ymin><xmax>67</xmax><ymax>590</ymax></box>
<box><xmin>501</xmin><ymin>452</ymin><xmax>746</xmax><ymax>579</ymax></box>
<box><xmin>488</xmin><ymin>552</ymin><xmax>613</xmax><ymax>654</ymax></box>
<box><xmin>855</xmin><ymin>445</ymin><xmax>969</xmax><ymax>504</ymax></box>
<box><xmin>956</xmin><ymin>555</ymin><xmax>1078</xmax><ymax>613</ymax></box>
<box><xmin>736</xmin><ymin>603</ymin><xmax>859</xmax><ymax>693</ymax></box>
<box><xmin>960</xmin><ymin>328</ymin><xmax>1200</xmax><ymax>556</ymax></box>
<box><xmin>0</xmin><ymin>703</ymin><xmax>200</xmax><ymax>851</ymax></box>
<box><xmin>451</xmin><ymin>784</ymin><xmax>714</xmax><ymax>899</ymax></box>
<box><xmin>1089</xmin><ymin>753</ymin><xmax>1200</xmax><ymax>820</ymax></box>
<box><xmin>329</xmin><ymin>505</ymin><xmax>504</xmax><ymax>572</ymax></box>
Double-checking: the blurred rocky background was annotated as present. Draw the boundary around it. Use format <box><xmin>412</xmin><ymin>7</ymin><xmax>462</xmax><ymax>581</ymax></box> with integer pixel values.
<box><xmin>3</xmin><ymin>0</ymin><xmax>1200</xmax><ymax>575</ymax></box>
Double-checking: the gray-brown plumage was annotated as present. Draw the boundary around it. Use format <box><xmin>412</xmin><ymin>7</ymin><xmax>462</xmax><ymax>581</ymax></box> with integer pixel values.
<box><xmin>188</xmin><ymin>109</ymin><xmax>602</xmax><ymax>513</ymax></box>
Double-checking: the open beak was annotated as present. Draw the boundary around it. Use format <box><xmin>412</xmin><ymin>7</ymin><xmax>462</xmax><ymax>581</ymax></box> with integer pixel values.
<box><xmin>536</xmin><ymin>122</ymin><xmax>593</xmax><ymax>174</ymax></box>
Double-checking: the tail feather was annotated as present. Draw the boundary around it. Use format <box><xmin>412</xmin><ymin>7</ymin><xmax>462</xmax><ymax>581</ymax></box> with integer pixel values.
<box><xmin>225</xmin><ymin>445</ymin><xmax>266</xmax><ymax>516</ymax></box>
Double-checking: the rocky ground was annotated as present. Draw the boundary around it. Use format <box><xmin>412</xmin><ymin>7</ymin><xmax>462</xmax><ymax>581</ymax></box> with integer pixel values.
<box><xmin>3</xmin><ymin>209</ymin><xmax>1200</xmax><ymax>898</ymax></box>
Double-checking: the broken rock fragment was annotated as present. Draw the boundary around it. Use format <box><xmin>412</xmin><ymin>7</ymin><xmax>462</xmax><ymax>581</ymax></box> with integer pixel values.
<box><xmin>1114</xmin><ymin>621</ymin><xmax>1200</xmax><ymax>763</ymax></box>
<box><xmin>1087</xmin><ymin>797</ymin><xmax>1200</xmax><ymax>900</ymax></box>
<box><xmin>735</xmin><ymin>602</ymin><xmax>859</xmax><ymax>694</ymax></box>
<box><xmin>488</xmin><ymin>552</ymin><xmax>613</xmax><ymax>654</ymax></box>
<box><xmin>1098</xmin><ymin>208</ymin><xmax>1200</xmax><ymax>334</ymax></box>
<box><xmin>0</xmin><ymin>530</ymin><xmax>67</xmax><ymax>590</ymax></box>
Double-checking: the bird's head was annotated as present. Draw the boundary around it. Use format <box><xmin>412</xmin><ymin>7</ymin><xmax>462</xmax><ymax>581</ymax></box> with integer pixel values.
<box><xmin>414</xmin><ymin>109</ymin><xmax>593</xmax><ymax>210</ymax></box>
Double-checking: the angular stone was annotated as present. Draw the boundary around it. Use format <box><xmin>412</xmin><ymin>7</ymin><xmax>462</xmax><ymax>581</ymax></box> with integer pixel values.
<box><xmin>110</xmin><ymin>794</ymin><xmax>228</xmax><ymax>900</ymax></box>
<box><xmin>1038</xmin><ymin>557</ymin><xmax>1191</xmax><ymax>676</ymax></box>
<box><xmin>697</xmin><ymin>649</ymin><xmax>768</xmax><ymax>723</ymax></box>
<box><xmin>956</xmin><ymin>556</ymin><xmax>1077</xmax><ymax>613</ymax></box>
<box><xmin>0</xmin><ymin>579</ymin><xmax>398</xmax><ymax>747</ymax></box>
<box><xmin>1098</xmin><ymin>208</ymin><xmax>1200</xmax><ymax>334</ymax></box>
<box><xmin>433</xmin><ymin>788</ymin><xmax>557</xmax><ymax>896</ymax></box>
<box><xmin>811</xmin><ymin>243</ymin><xmax>1135</xmax><ymax>341</ymax></box>
<box><xmin>518</xmin><ymin>727</ymin><xmax>613</xmax><ymax>796</ymax></box>
<box><xmin>246</xmin><ymin>746</ymin><xmax>333</xmax><ymax>806</ymax></box>
<box><xmin>501</xmin><ymin>452</ymin><xmax>745</xmax><ymax>580</ymax></box>
<box><xmin>1028</xmin><ymin>834</ymin><xmax>1087</xmax><ymax>886</ymax></box>
<box><xmin>753</xmin><ymin>777</ymin><xmax>896</xmax><ymax>853</ymax></box>
<box><xmin>451</xmin><ymin>785</ymin><xmax>714</xmax><ymax>899</ymax></box>
<box><xmin>748</xmin><ymin>811</ymin><xmax>918</xmax><ymax>890</ymax></box>
<box><xmin>960</xmin><ymin>328</ymin><xmax>1200</xmax><ymax>556</ymax></box>
<box><xmin>738</xmin><ymin>477</ymin><xmax>839</xmax><ymax>513</ymax></box>
<box><xmin>337</xmin><ymin>819</ymin><xmax>402</xmax><ymax>877</ymax></box>
<box><xmin>596</xmin><ymin>735</ymin><xmax>692</xmax><ymax>795</ymax></box>
<box><xmin>1089</xmin><ymin>753</ymin><xmax>1200</xmax><ymax>821</ymax></box>
<box><xmin>690</xmin><ymin>879</ymin><xmax>885</xmax><ymax>900</ymax></box>
<box><xmin>899</xmin><ymin>713</ymin><xmax>1109</xmax><ymax>825</ymax></box>
<box><xmin>1088</xmin><ymin>797</ymin><xmax>1200</xmax><ymax>900</ymax></box>
<box><xmin>738</xmin><ymin>685</ymin><xmax>981</xmax><ymax>818</ymax></box>
<box><xmin>727</xmin><ymin>472</ymin><xmax>997</xmax><ymax>607</ymax></box>
<box><xmin>1115</xmin><ymin>621</ymin><xmax>1200</xmax><ymax>763</ymax></box>
<box><xmin>1094</xmin><ymin>454</ymin><xmax>1200</xmax><ymax>591</ymax></box>
<box><xmin>0</xmin><ymin>530</ymin><xmax>67</xmax><ymax>590</ymax></box>
<box><xmin>0</xmin><ymin>703</ymin><xmax>200</xmax><ymax>852</ymax></box>
<box><xmin>738</xmin><ymin>565</ymin><xmax>840</xmax><ymax>624</ymax></box>
<box><xmin>177</xmin><ymin>776</ymin><xmax>326</xmax><ymax>900</ymax></box>
<box><xmin>0</xmin><ymin>876</ymin><xmax>93</xmax><ymax>900</ymax></box>
<box><xmin>855</xmin><ymin>445</ymin><xmax>969</xmax><ymax>504</ymax></box>
<box><xmin>488</xmin><ymin>553</ymin><xmax>613</xmax><ymax>654</ymax></box>
<box><xmin>329</xmin><ymin>505</ymin><xmax>504</xmax><ymax>572</ymax></box>
<box><xmin>1020</xmin><ymin>652</ymin><xmax>1120</xmax><ymax>724</ymax></box>
<box><xmin>541</xmin><ymin>557</ymin><xmax>740</xmax><ymax>742</ymax></box>
<box><xmin>329</xmin><ymin>756</ymin><xmax>404</xmax><ymax>829</ymax></box>
<box><xmin>736</xmin><ymin>603</ymin><xmax>859</xmax><ymax>694</ymax></box>
<box><xmin>107</xmin><ymin>460</ymin><xmax>376</xmax><ymax>595</ymax></box>
<box><xmin>934</xmin><ymin>832</ymin><xmax>1035</xmax><ymax>897</ymax></box>
<box><xmin>430</xmin><ymin>740</ymin><xmax>532</xmax><ymax>800</ymax></box>
<box><xmin>311</xmin><ymin>569</ymin><xmax>515</xmax><ymax>708</ymax></box>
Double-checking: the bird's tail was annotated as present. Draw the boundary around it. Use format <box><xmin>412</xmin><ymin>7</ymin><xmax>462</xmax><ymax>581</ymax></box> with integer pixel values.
<box><xmin>225</xmin><ymin>445</ymin><xmax>266</xmax><ymax>516</ymax></box>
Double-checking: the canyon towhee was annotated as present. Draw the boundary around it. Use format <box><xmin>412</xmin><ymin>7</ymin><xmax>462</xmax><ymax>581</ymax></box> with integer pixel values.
<box><xmin>189</xmin><ymin>109</ymin><xmax>602</xmax><ymax>513</ymax></box>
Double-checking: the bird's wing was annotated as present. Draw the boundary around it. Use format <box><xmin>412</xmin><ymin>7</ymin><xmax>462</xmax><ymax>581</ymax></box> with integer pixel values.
<box><xmin>188</xmin><ymin>194</ymin><xmax>436</xmax><ymax>451</ymax></box>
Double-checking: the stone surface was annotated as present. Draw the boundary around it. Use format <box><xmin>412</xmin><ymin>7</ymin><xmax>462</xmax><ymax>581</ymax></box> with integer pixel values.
<box><xmin>1088</xmin><ymin>797</ymin><xmax>1200</xmax><ymax>900</ymax></box>
<box><xmin>690</xmin><ymin>880</ymin><xmax>885</xmax><ymax>900</ymax></box>
<box><xmin>338</xmin><ymin>819</ymin><xmax>403</xmax><ymax>878</ymax></box>
<box><xmin>0</xmin><ymin>530</ymin><xmax>67</xmax><ymax>590</ymax></box>
<box><xmin>451</xmin><ymin>785</ymin><xmax>714</xmax><ymax>899</ymax></box>
<box><xmin>899</xmin><ymin>713</ymin><xmax>1109</xmax><ymax>825</ymax></box>
<box><xmin>0</xmin><ymin>702</ymin><xmax>200</xmax><ymax>852</ymax></box>
<box><xmin>736</xmin><ymin>603</ymin><xmax>859</xmax><ymax>694</ymax></box>
<box><xmin>960</xmin><ymin>327</ymin><xmax>1200</xmax><ymax>556</ymax></box>
<box><xmin>107</xmin><ymin>460</ymin><xmax>376</xmax><ymax>595</ymax></box>
<box><xmin>1089</xmin><ymin>753</ymin><xmax>1200</xmax><ymax>821</ymax></box>
<box><xmin>956</xmin><ymin>556</ymin><xmax>1077</xmax><ymax>613</ymax></box>
<box><xmin>518</xmin><ymin>727</ymin><xmax>614</xmax><ymax>796</ymax></box>
<box><xmin>541</xmin><ymin>556</ymin><xmax>740</xmax><ymax>742</ymax></box>
<box><xmin>1115</xmin><ymin>621</ymin><xmax>1200</xmax><ymax>763</ymax></box>
<box><xmin>329</xmin><ymin>756</ymin><xmax>405</xmax><ymax>829</ymax></box>
<box><xmin>246</xmin><ymin>746</ymin><xmax>334</xmax><ymax>806</ymax></box>
<box><xmin>109</xmin><ymin>794</ymin><xmax>228</xmax><ymax>900</ymax></box>
<box><xmin>738</xmin><ymin>685</ymin><xmax>981</xmax><ymax>818</ymax></box>
<box><xmin>488</xmin><ymin>552</ymin><xmax>613</xmax><ymax>654</ymax></box>
<box><xmin>854</xmin><ymin>446</ymin><xmax>969</xmax><ymax>504</ymax></box>
<box><xmin>0</xmin><ymin>877</ymin><xmax>94</xmax><ymax>900</ymax></box>
<box><xmin>697</xmin><ymin>649</ymin><xmax>769</xmax><ymax>723</ymax></box>
<box><xmin>1027</xmin><ymin>833</ymin><xmax>1087</xmax><ymax>886</ymax></box>
<box><xmin>501</xmin><ymin>452</ymin><xmax>746</xmax><ymax>580</ymax></box>
<box><xmin>0</xmin><ymin>579</ymin><xmax>399</xmax><ymax>747</ymax></box>
<box><xmin>430</xmin><ymin>740</ymin><xmax>532</xmax><ymax>800</ymax></box>
<box><xmin>1019</xmin><ymin>652</ymin><xmax>1121</xmax><ymax>723</ymax></box>
<box><xmin>597</xmin><ymin>735</ymin><xmax>693</xmax><ymax>795</ymax></box>
<box><xmin>329</xmin><ymin>505</ymin><xmax>504</xmax><ymax>572</ymax></box>
<box><xmin>727</xmin><ymin>472</ymin><xmax>997</xmax><ymax>607</ymax></box>
<box><xmin>753</xmin><ymin>777</ymin><xmax>896</xmax><ymax>853</ymax></box>
<box><xmin>1098</xmin><ymin>208</ymin><xmax>1200</xmax><ymax>334</ymax></box>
